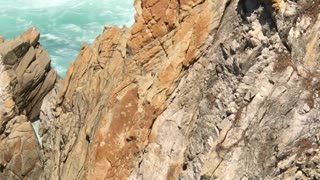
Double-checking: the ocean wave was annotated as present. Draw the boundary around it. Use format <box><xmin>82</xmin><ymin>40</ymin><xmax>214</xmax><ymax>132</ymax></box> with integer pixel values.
<box><xmin>42</xmin><ymin>33</ymin><xmax>65</xmax><ymax>42</ymax></box>
<box><xmin>0</xmin><ymin>0</ymin><xmax>135</xmax><ymax>77</ymax></box>
<box><xmin>16</xmin><ymin>17</ymin><xmax>33</xmax><ymax>29</ymax></box>
<box><xmin>50</xmin><ymin>55</ymin><xmax>70</xmax><ymax>77</ymax></box>
<box><xmin>54</xmin><ymin>48</ymin><xmax>79</xmax><ymax>56</ymax></box>
<box><xmin>63</xmin><ymin>24</ymin><xmax>82</xmax><ymax>33</ymax></box>
<box><xmin>1</xmin><ymin>0</ymin><xmax>76</xmax><ymax>10</ymax></box>
<box><xmin>1</xmin><ymin>0</ymin><xmax>132</xmax><ymax>11</ymax></box>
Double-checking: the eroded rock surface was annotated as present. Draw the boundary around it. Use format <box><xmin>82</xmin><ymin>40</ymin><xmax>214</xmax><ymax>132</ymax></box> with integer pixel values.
<box><xmin>0</xmin><ymin>28</ymin><xmax>56</xmax><ymax>179</ymax></box>
<box><xmin>1</xmin><ymin>0</ymin><xmax>320</xmax><ymax>179</ymax></box>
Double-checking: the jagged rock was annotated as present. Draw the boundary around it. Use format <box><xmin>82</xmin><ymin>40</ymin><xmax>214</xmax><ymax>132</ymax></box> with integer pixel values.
<box><xmin>22</xmin><ymin>27</ymin><xmax>40</xmax><ymax>47</ymax></box>
<box><xmin>1</xmin><ymin>0</ymin><xmax>320</xmax><ymax>180</ymax></box>
<box><xmin>0</xmin><ymin>39</ymin><xmax>29</xmax><ymax>65</ymax></box>
<box><xmin>37</xmin><ymin>0</ymin><xmax>320</xmax><ymax>179</ymax></box>
<box><xmin>0</xmin><ymin>28</ymin><xmax>56</xmax><ymax>179</ymax></box>
<box><xmin>38</xmin><ymin>0</ymin><xmax>320</xmax><ymax>179</ymax></box>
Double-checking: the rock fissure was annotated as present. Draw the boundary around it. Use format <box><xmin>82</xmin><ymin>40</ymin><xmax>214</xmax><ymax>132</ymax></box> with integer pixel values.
<box><xmin>1</xmin><ymin>0</ymin><xmax>320</xmax><ymax>179</ymax></box>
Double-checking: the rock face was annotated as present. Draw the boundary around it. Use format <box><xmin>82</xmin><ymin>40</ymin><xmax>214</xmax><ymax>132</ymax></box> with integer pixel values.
<box><xmin>0</xmin><ymin>28</ymin><xmax>56</xmax><ymax>179</ymax></box>
<box><xmin>1</xmin><ymin>0</ymin><xmax>320</xmax><ymax>179</ymax></box>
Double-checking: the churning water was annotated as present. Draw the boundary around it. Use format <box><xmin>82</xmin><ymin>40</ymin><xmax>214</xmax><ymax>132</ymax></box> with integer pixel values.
<box><xmin>0</xmin><ymin>0</ymin><xmax>135</xmax><ymax>77</ymax></box>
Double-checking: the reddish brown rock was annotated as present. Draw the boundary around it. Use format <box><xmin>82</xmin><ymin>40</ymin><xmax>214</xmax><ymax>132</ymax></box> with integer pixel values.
<box><xmin>35</xmin><ymin>0</ymin><xmax>320</xmax><ymax>179</ymax></box>
<box><xmin>2</xmin><ymin>0</ymin><xmax>320</xmax><ymax>179</ymax></box>
<box><xmin>49</xmin><ymin>0</ymin><xmax>226</xmax><ymax>179</ymax></box>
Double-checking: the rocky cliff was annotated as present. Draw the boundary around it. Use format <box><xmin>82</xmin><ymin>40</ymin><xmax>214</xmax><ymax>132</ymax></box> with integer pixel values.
<box><xmin>0</xmin><ymin>28</ymin><xmax>56</xmax><ymax>179</ymax></box>
<box><xmin>0</xmin><ymin>0</ymin><xmax>320</xmax><ymax>179</ymax></box>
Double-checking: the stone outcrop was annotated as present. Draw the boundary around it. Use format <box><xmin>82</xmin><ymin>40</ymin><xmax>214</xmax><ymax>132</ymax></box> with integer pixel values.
<box><xmin>1</xmin><ymin>0</ymin><xmax>320</xmax><ymax>179</ymax></box>
<box><xmin>0</xmin><ymin>28</ymin><xmax>56</xmax><ymax>179</ymax></box>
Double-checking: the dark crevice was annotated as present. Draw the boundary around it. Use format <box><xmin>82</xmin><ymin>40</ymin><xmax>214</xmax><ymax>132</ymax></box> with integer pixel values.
<box><xmin>0</xmin><ymin>164</ymin><xmax>5</xmax><ymax>173</ymax></box>
<box><xmin>177</xmin><ymin>0</ymin><xmax>181</xmax><ymax>23</ymax></box>
<box><xmin>126</xmin><ymin>136</ymin><xmax>137</xmax><ymax>142</ymax></box>
<box><xmin>219</xmin><ymin>43</ymin><xmax>230</xmax><ymax>60</ymax></box>
<box><xmin>86</xmin><ymin>134</ymin><xmax>90</xmax><ymax>143</ymax></box>
<box><xmin>236</xmin><ymin>0</ymin><xmax>293</xmax><ymax>54</ymax></box>
<box><xmin>182</xmin><ymin>163</ymin><xmax>188</xmax><ymax>170</ymax></box>
<box><xmin>237</xmin><ymin>0</ymin><xmax>261</xmax><ymax>22</ymax></box>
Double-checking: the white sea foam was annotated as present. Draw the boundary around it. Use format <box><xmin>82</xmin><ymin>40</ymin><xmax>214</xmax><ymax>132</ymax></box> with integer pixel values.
<box><xmin>63</xmin><ymin>24</ymin><xmax>82</xmax><ymax>33</ymax></box>
<box><xmin>0</xmin><ymin>0</ymin><xmax>135</xmax><ymax>77</ymax></box>
<box><xmin>2</xmin><ymin>0</ymin><xmax>76</xmax><ymax>10</ymax></box>
<box><xmin>42</xmin><ymin>33</ymin><xmax>64</xmax><ymax>42</ymax></box>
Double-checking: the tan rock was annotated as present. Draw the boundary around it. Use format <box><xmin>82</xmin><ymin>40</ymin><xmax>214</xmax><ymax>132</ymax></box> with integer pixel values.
<box><xmin>272</xmin><ymin>0</ymin><xmax>287</xmax><ymax>15</ymax></box>
<box><xmin>0</xmin><ymin>119</ymin><xmax>42</xmax><ymax>179</ymax></box>
<box><xmin>0</xmin><ymin>28</ymin><xmax>56</xmax><ymax>178</ymax></box>
<box><xmin>0</xmin><ymin>39</ymin><xmax>29</xmax><ymax>65</ymax></box>
<box><xmin>38</xmin><ymin>0</ymin><xmax>320</xmax><ymax>179</ymax></box>
<box><xmin>0</xmin><ymin>36</ymin><xmax>4</xmax><ymax>43</ymax></box>
<box><xmin>2</xmin><ymin>0</ymin><xmax>320</xmax><ymax>180</ymax></box>
<box><xmin>22</xmin><ymin>27</ymin><xmax>40</xmax><ymax>47</ymax></box>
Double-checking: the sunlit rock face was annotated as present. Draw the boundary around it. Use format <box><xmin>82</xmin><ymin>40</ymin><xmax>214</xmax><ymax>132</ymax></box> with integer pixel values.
<box><xmin>1</xmin><ymin>0</ymin><xmax>320</xmax><ymax>179</ymax></box>
<box><xmin>0</xmin><ymin>28</ymin><xmax>56</xmax><ymax>179</ymax></box>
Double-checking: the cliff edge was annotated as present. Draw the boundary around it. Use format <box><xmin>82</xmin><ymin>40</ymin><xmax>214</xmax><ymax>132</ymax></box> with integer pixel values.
<box><xmin>0</xmin><ymin>27</ymin><xmax>56</xmax><ymax>179</ymax></box>
<box><xmin>1</xmin><ymin>0</ymin><xmax>320</xmax><ymax>179</ymax></box>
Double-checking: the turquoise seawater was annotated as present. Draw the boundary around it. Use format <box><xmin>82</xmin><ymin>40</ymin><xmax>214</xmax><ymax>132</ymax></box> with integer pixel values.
<box><xmin>0</xmin><ymin>0</ymin><xmax>135</xmax><ymax>77</ymax></box>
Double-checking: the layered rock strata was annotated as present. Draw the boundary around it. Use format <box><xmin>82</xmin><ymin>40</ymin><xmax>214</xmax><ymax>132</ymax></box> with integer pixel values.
<box><xmin>0</xmin><ymin>28</ymin><xmax>56</xmax><ymax>179</ymax></box>
<box><xmin>1</xmin><ymin>0</ymin><xmax>320</xmax><ymax>179</ymax></box>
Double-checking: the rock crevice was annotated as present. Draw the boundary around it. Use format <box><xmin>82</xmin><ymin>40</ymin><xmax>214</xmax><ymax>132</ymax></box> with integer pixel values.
<box><xmin>1</xmin><ymin>0</ymin><xmax>320</xmax><ymax>179</ymax></box>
